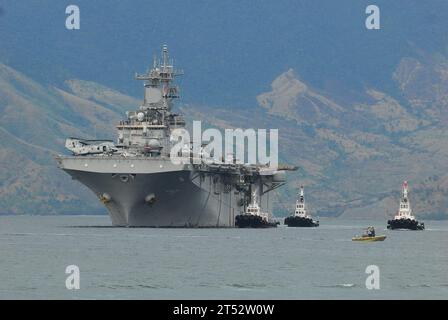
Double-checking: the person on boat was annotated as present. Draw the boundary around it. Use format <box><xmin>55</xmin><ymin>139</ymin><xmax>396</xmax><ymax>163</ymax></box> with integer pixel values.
<box><xmin>366</xmin><ymin>226</ymin><xmax>375</xmax><ymax>237</ymax></box>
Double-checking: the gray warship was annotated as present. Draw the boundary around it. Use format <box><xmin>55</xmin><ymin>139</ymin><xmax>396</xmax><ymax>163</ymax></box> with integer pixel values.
<box><xmin>56</xmin><ymin>45</ymin><xmax>292</xmax><ymax>227</ymax></box>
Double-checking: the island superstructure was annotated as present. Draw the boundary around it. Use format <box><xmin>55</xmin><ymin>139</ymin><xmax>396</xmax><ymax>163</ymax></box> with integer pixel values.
<box><xmin>387</xmin><ymin>181</ymin><xmax>424</xmax><ymax>230</ymax></box>
<box><xmin>56</xmin><ymin>45</ymin><xmax>293</xmax><ymax>227</ymax></box>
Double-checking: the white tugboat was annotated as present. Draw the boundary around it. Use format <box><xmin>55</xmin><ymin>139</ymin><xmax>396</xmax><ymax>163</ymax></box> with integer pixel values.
<box><xmin>284</xmin><ymin>186</ymin><xmax>319</xmax><ymax>227</ymax></box>
<box><xmin>235</xmin><ymin>191</ymin><xmax>278</xmax><ymax>228</ymax></box>
<box><xmin>387</xmin><ymin>181</ymin><xmax>424</xmax><ymax>230</ymax></box>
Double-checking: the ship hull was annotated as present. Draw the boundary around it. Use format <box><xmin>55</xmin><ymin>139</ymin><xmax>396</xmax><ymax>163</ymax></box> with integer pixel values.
<box><xmin>387</xmin><ymin>219</ymin><xmax>424</xmax><ymax>230</ymax></box>
<box><xmin>63</xmin><ymin>169</ymin><xmax>246</xmax><ymax>227</ymax></box>
<box><xmin>57</xmin><ymin>155</ymin><xmax>279</xmax><ymax>227</ymax></box>
<box><xmin>284</xmin><ymin>216</ymin><xmax>319</xmax><ymax>227</ymax></box>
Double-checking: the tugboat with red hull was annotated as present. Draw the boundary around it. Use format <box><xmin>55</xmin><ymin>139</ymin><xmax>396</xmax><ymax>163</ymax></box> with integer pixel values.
<box><xmin>387</xmin><ymin>181</ymin><xmax>424</xmax><ymax>230</ymax></box>
<box><xmin>285</xmin><ymin>186</ymin><xmax>319</xmax><ymax>227</ymax></box>
<box><xmin>235</xmin><ymin>192</ymin><xmax>278</xmax><ymax>228</ymax></box>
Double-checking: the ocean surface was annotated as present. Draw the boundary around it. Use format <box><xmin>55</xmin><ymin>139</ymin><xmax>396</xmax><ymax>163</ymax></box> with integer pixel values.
<box><xmin>0</xmin><ymin>215</ymin><xmax>447</xmax><ymax>300</ymax></box>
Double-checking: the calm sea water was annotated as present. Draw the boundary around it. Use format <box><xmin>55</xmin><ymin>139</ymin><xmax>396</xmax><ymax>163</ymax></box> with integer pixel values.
<box><xmin>0</xmin><ymin>215</ymin><xmax>447</xmax><ymax>299</ymax></box>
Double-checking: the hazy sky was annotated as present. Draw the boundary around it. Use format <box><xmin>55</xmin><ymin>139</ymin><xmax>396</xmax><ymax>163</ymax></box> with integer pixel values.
<box><xmin>1</xmin><ymin>0</ymin><xmax>447</xmax><ymax>107</ymax></box>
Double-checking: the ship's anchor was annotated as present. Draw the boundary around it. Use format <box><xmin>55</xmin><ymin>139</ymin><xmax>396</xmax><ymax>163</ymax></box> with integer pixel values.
<box><xmin>145</xmin><ymin>193</ymin><xmax>156</xmax><ymax>205</ymax></box>
<box><xmin>99</xmin><ymin>193</ymin><xmax>111</xmax><ymax>204</ymax></box>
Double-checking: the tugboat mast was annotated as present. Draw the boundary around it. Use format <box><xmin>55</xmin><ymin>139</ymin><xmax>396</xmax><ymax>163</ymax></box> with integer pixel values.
<box><xmin>396</xmin><ymin>181</ymin><xmax>413</xmax><ymax>220</ymax></box>
<box><xmin>247</xmin><ymin>191</ymin><xmax>264</xmax><ymax>219</ymax></box>
<box><xmin>251</xmin><ymin>191</ymin><xmax>258</xmax><ymax>207</ymax></box>
<box><xmin>295</xmin><ymin>186</ymin><xmax>307</xmax><ymax>217</ymax></box>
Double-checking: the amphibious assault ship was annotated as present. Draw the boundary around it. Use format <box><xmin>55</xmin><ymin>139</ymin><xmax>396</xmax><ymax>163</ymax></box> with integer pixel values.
<box><xmin>387</xmin><ymin>181</ymin><xmax>424</xmax><ymax>230</ymax></box>
<box><xmin>284</xmin><ymin>186</ymin><xmax>319</xmax><ymax>227</ymax></box>
<box><xmin>56</xmin><ymin>45</ymin><xmax>292</xmax><ymax>227</ymax></box>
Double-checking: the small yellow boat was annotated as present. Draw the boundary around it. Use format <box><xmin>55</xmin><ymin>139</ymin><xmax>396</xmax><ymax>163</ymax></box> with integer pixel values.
<box><xmin>352</xmin><ymin>226</ymin><xmax>386</xmax><ymax>241</ymax></box>
<box><xmin>352</xmin><ymin>235</ymin><xmax>386</xmax><ymax>242</ymax></box>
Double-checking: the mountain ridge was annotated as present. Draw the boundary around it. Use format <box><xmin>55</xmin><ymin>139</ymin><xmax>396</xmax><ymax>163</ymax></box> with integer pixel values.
<box><xmin>0</xmin><ymin>56</ymin><xmax>446</xmax><ymax>219</ymax></box>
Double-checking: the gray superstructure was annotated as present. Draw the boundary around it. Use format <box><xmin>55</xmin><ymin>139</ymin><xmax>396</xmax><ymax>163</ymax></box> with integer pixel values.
<box><xmin>56</xmin><ymin>45</ymin><xmax>292</xmax><ymax>227</ymax></box>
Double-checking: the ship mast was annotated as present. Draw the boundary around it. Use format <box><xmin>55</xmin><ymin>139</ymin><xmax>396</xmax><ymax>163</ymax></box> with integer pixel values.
<box><xmin>295</xmin><ymin>186</ymin><xmax>307</xmax><ymax>217</ymax></box>
<box><xmin>397</xmin><ymin>181</ymin><xmax>413</xmax><ymax>220</ymax></box>
<box><xmin>251</xmin><ymin>191</ymin><xmax>259</xmax><ymax>208</ymax></box>
<box><xmin>135</xmin><ymin>44</ymin><xmax>184</xmax><ymax>109</ymax></box>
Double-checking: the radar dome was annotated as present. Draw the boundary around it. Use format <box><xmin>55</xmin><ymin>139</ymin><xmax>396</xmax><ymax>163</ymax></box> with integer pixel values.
<box><xmin>137</xmin><ymin>112</ymin><xmax>145</xmax><ymax>122</ymax></box>
<box><xmin>148</xmin><ymin>139</ymin><xmax>161</xmax><ymax>149</ymax></box>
